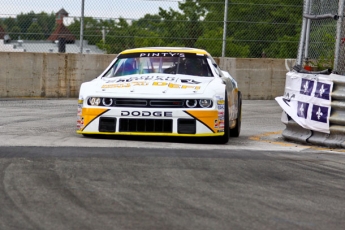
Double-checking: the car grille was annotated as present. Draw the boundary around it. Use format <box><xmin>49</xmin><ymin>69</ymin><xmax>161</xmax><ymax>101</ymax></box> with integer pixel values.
<box><xmin>114</xmin><ymin>99</ymin><xmax>184</xmax><ymax>108</ymax></box>
<box><xmin>99</xmin><ymin>117</ymin><xmax>116</xmax><ymax>132</ymax></box>
<box><xmin>119</xmin><ymin>118</ymin><xmax>173</xmax><ymax>133</ymax></box>
<box><xmin>178</xmin><ymin>119</ymin><xmax>196</xmax><ymax>134</ymax></box>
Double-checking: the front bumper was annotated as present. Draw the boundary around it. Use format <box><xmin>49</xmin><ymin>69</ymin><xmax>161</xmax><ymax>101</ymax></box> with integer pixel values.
<box><xmin>77</xmin><ymin>102</ymin><xmax>225</xmax><ymax>137</ymax></box>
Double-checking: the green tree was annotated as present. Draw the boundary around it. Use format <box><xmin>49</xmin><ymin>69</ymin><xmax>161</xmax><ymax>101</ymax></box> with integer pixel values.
<box><xmin>134</xmin><ymin>30</ymin><xmax>164</xmax><ymax>47</ymax></box>
<box><xmin>196</xmin><ymin>28</ymin><xmax>249</xmax><ymax>57</ymax></box>
<box><xmin>17</xmin><ymin>11</ymin><xmax>36</xmax><ymax>35</ymax></box>
<box><xmin>266</xmin><ymin>34</ymin><xmax>299</xmax><ymax>58</ymax></box>
<box><xmin>3</xmin><ymin>17</ymin><xmax>17</xmax><ymax>32</ymax></box>
<box><xmin>158</xmin><ymin>0</ymin><xmax>205</xmax><ymax>47</ymax></box>
<box><xmin>105</xmin><ymin>18</ymin><xmax>136</xmax><ymax>53</ymax></box>
<box><xmin>131</xmin><ymin>14</ymin><xmax>165</xmax><ymax>47</ymax></box>
<box><xmin>27</xmin><ymin>22</ymin><xmax>44</xmax><ymax>40</ymax></box>
<box><xmin>36</xmin><ymin>12</ymin><xmax>56</xmax><ymax>38</ymax></box>
<box><xmin>307</xmin><ymin>22</ymin><xmax>336</xmax><ymax>69</ymax></box>
<box><xmin>194</xmin><ymin>0</ymin><xmax>303</xmax><ymax>57</ymax></box>
<box><xmin>6</xmin><ymin>1</ymin><xmax>304</xmax><ymax>58</ymax></box>
<box><xmin>178</xmin><ymin>0</ymin><xmax>205</xmax><ymax>47</ymax></box>
<box><xmin>16</xmin><ymin>11</ymin><xmax>55</xmax><ymax>39</ymax></box>
<box><xmin>68</xmin><ymin>17</ymin><xmax>102</xmax><ymax>45</ymax></box>
<box><xmin>158</xmin><ymin>7</ymin><xmax>186</xmax><ymax>47</ymax></box>
<box><xmin>9</xmin><ymin>26</ymin><xmax>22</xmax><ymax>40</ymax></box>
<box><xmin>135</xmin><ymin>14</ymin><xmax>162</xmax><ymax>33</ymax></box>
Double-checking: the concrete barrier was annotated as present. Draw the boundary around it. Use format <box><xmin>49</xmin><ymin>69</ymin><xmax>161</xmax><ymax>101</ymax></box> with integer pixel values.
<box><xmin>280</xmin><ymin>72</ymin><xmax>345</xmax><ymax>148</ymax></box>
<box><xmin>218</xmin><ymin>58</ymin><xmax>295</xmax><ymax>100</ymax></box>
<box><xmin>0</xmin><ymin>52</ymin><xmax>294</xmax><ymax>99</ymax></box>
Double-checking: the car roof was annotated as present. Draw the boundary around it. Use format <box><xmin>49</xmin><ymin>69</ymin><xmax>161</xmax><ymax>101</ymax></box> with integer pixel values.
<box><xmin>119</xmin><ymin>47</ymin><xmax>210</xmax><ymax>55</ymax></box>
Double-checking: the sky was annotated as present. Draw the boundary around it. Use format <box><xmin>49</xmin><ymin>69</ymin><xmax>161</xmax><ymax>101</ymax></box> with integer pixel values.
<box><xmin>0</xmin><ymin>0</ymin><xmax>180</xmax><ymax>20</ymax></box>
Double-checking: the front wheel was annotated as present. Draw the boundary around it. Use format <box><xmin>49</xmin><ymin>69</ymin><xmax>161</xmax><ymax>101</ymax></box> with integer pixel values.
<box><xmin>230</xmin><ymin>91</ymin><xmax>242</xmax><ymax>137</ymax></box>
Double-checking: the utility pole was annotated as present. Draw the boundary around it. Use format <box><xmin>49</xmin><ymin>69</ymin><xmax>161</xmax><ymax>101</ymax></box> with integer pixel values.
<box><xmin>80</xmin><ymin>0</ymin><xmax>85</xmax><ymax>54</ymax></box>
<box><xmin>222</xmin><ymin>0</ymin><xmax>229</xmax><ymax>57</ymax></box>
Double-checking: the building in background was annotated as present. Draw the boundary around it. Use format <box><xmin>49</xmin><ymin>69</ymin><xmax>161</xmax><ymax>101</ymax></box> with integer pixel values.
<box><xmin>48</xmin><ymin>8</ymin><xmax>76</xmax><ymax>44</ymax></box>
<box><xmin>0</xmin><ymin>8</ymin><xmax>104</xmax><ymax>54</ymax></box>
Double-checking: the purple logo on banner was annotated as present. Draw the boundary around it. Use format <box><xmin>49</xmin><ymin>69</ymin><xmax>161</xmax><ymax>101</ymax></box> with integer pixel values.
<box><xmin>311</xmin><ymin>105</ymin><xmax>329</xmax><ymax>123</ymax></box>
<box><xmin>300</xmin><ymin>79</ymin><xmax>314</xmax><ymax>96</ymax></box>
<box><xmin>314</xmin><ymin>82</ymin><xmax>331</xmax><ymax>100</ymax></box>
<box><xmin>297</xmin><ymin>101</ymin><xmax>309</xmax><ymax>119</ymax></box>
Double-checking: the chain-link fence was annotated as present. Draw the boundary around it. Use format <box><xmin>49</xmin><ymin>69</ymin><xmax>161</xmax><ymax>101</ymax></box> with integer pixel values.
<box><xmin>296</xmin><ymin>0</ymin><xmax>345</xmax><ymax>75</ymax></box>
<box><xmin>1</xmin><ymin>0</ymin><xmax>304</xmax><ymax>58</ymax></box>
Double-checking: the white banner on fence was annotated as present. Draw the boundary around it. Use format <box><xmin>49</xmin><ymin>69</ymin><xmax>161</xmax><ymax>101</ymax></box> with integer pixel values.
<box><xmin>275</xmin><ymin>71</ymin><xmax>333</xmax><ymax>134</ymax></box>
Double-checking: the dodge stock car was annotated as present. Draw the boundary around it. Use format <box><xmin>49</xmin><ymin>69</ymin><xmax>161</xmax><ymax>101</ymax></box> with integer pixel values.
<box><xmin>77</xmin><ymin>47</ymin><xmax>242</xmax><ymax>143</ymax></box>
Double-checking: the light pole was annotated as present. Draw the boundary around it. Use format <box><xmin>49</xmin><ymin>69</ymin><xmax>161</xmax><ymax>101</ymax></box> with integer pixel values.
<box><xmin>80</xmin><ymin>0</ymin><xmax>85</xmax><ymax>53</ymax></box>
<box><xmin>222</xmin><ymin>0</ymin><xmax>229</xmax><ymax>57</ymax></box>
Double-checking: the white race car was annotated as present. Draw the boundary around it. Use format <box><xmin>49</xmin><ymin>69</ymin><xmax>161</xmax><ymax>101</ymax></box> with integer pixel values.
<box><xmin>77</xmin><ymin>47</ymin><xmax>242</xmax><ymax>143</ymax></box>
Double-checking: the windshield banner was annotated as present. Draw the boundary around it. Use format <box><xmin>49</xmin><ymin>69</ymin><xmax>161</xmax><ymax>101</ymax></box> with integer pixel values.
<box><xmin>275</xmin><ymin>71</ymin><xmax>333</xmax><ymax>134</ymax></box>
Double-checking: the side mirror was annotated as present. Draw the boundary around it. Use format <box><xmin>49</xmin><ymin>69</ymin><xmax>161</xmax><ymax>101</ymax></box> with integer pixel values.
<box><xmin>221</xmin><ymin>70</ymin><xmax>232</xmax><ymax>79</ymax></box>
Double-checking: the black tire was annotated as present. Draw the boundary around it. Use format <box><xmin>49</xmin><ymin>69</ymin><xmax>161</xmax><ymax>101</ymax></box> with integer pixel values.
<box><xmin>215</xmin><ymin>92</ymin><xmax>229</xmax><ymax>144</ymax></box>
<box><xmin>230</xmin><ymin>91</ymin><xmax>242</xmax><ymax>137</ymax></box>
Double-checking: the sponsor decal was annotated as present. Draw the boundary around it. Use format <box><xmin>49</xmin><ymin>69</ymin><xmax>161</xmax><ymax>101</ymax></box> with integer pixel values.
<box><xmin>139</xmin><ymin>52</ymin><xmax>185</xmax><ymax>57</ymax></box>
<box><xmin>169</xmin><ymin>83</ymin><xmax>201</xmax><ymax>90</ymax></box>
<box><xmin>219</xmin><ymin>121</ymin><xmax>225</xmax><ymax>128</ymax></box>
<box><xmin>121</xmin><ymin>111</ymin><xmax>173</xmax><ymax>117</ymax></box>
<box><xmin>218</xmin><ymin>111</ymin><xmax>224</xmax><ymax>120</ymax></box>
<box><xmin>102</xmin><ymin>83</ymin><xmax>131</xmax><ymax>88</ymax></box>
<box><xmin>102</xmin><ymin>80</ymin><xmax>200</xmax><ymax>90</ymax></box>
<box><xmin>77</xmin><ymin>102</ymin><xmax>83</xmax><ymax>130</ymax></box>
<box><xmin>113</xmin><ymin>76</ymin><xmax>177</xmax><ymax>83</ymax></box>
<box><xmin>168</xmin><ymin>83</ymin><xmax>181</xmax><ymax>88</ymax></box>
<box><xmin>217</xmin><ymin>100</ymin><xmax>225</xmax><ymax>105</ymax></box>
<box><xmin>153</xmin><ymin>82</ymin><xmax>201</xmax><ymax>90</ymax></box>
<box><xmin>131</xmin><ymin>81</ymin><xmax>149</xmax><ymax>86</ymax></box>
<box><xmin>218</xmin><ymin>105</ymin><xmax>225</xmax><ymax>110</ymax></box>
<box><xmin>77</xmin><ymin>117</ymin><xmax>84</xmax><ymax>130</ymax></box>
<box><xmin>180</xmin><ymin>79</ymin><xmax>201</xmax><ymax>84</ymax></box>
<box><xmin>214</xmin><ymin>119</ymin><xmax>219</xmax><ymax>128</ymax></box>
<box><xmin>153</xmin><ymin>82</ymin><xmax>168</xmax><ymax>86</ymax></box>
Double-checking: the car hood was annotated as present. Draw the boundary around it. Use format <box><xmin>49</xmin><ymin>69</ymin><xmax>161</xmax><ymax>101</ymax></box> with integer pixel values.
<box><xmin>91</xmin><ymin>74</ymin><xmax>215</xmax><ymax>95</ymax></box>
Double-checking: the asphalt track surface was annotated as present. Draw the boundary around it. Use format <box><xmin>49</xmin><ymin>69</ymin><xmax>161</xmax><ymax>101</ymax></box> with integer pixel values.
<box><xmin>0</xmin><ymin>99</ymin><xmax>345</xmax><ymax>230</ymax></box>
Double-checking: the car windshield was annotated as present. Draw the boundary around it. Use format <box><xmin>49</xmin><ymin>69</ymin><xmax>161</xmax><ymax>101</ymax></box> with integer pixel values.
<box><xmin>102</xmin><ymin>53</ymin><xmax>214</xmax><ymax>78</ymax></box>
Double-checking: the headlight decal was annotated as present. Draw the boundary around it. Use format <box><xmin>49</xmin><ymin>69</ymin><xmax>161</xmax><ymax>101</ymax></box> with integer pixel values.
<box><xmin>186</xmin><ymin>99</ymin><xmax>198</xmax><ymax>108</ymax></box>
<box><xmin>199</xmin><ymin>99</ymin><xmax>212</xmax><ymax>108</ymax></box>
<box><xmin>89</xmin><ymin>97</ymin><xmax>101</xmax><ymax>106</ymax></box>
<box><xmin>184</xmin><ymin>110</ymin><xmax>219</xmax><ymax>133</ymax></box>
<box><xmin>87</xmin><ymin>97</ymin><xmax>213</xmax><ymax>108</ymax></box>
<box><xmin>81</xmin><ymin>108</ymin><xmax>109</xmax><ymax>131</ymax></box>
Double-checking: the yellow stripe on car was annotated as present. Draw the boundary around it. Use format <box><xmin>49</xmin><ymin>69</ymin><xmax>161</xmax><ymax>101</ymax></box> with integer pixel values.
<box><xmin>185</xmin><ymin>110</ymin><xmax>219</xmax><ymax>133</ymax></box>
<box><xmin>77</xmin><ymin>131</ymin><xmax>224</xmax><ymax>137</ymax></box>
<box><xmin>82</xmin><ymin>108</ymin><xmax>109</xmax><ymax>130</ymax></box>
